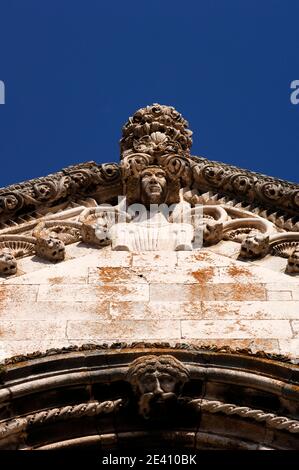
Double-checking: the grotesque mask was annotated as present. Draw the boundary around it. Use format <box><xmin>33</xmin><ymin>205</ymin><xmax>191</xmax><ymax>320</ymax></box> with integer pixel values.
<box><xmin>35</xmin><ymin>237</ymin><xmax>65</xmax><ymax>261</ymax></box>
<box><xmin>126</xmin><ymin>355</ymin><xmax>189</xmax><ymax>419</ymax></box>
<box><xmin>0</xmin><ymin>251</ymin><xmax>17</xmax><ymax>275</ymax></box>
<box><xmin>286</xmin><ymin>247</ymin><xmax>299</xmax><ymax>274</ymax></box>
<box><xmin>239</xmin><ymin>233</ymin><xmax>269</xmax><ymax>259</ymax></box>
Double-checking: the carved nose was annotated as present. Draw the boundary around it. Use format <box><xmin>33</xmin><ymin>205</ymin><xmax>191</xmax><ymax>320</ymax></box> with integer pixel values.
<box><xmin>153</xmin><ymin>378</ymin><xmax>163</xmax><ymax>395</ymax></box>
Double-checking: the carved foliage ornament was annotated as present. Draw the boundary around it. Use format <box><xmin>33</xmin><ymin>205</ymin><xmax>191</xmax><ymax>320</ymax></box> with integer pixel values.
<box><xmin>120</xmin><ymin>104</ymin><xmax>194</xmax><ymax>206</ymax></box>
<box><xmin>0</xmin><ymin>162</ymin><xmax>121</xmax><ymax>222</ymax></box>
<box><xmin>190</xmin><ymin>156</ymin><xmax>299</xmax><ymax>217</ymax></box>
<box><xmin>120</xmin><ymin>103</ymin><xmax>193</xmax><ymax>157</ymax></box>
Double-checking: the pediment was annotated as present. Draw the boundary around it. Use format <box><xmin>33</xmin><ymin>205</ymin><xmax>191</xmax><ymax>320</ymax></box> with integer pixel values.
<box><xmin>0</xmin><ymin>103</ymin><xmax>298</xmax><ymax>277</ymax></box>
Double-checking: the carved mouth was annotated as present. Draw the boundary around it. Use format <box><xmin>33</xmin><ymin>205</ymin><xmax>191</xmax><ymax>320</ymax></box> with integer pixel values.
<box><xmin>148</xmin><ymin>184</ymin><xmax>161</xmax><ymax>192</ymax></box>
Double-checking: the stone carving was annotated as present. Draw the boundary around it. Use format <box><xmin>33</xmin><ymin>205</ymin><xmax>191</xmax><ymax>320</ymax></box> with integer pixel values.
<box><xmin>189</xmin><ymin>399</ymin><xmax>299</xmax><ymax>433</ymax></box>
<box><xmin>35</xmin><ymin>236</ymin><xmax>65</xmax><ymax>261</ymax></box>
<box><xmin>0</xmin><ymin>236</ymin><xmax>35</xmax><ymax>258</ymax></box>
<box><xmin>181</xmin><ymin>186</ymin><xmax>299</xmax><ymax>232</ymax></box>
<box><xmin>126</xmin><ymin>354</ymin><xmax>190</xmax><ymax>419</ymax></box>
<box><xmin>109</xmin><ymin>210</ymin><xmax>195</xmax><ymax>251</ymax></box>
<box><xmin>239</xmin><ymin>233</ymin><xmax>270</xmax><ymax>259</ymax></box>
<box><xmin>203</xmin><ymin>221</ymin><xmax>223</xmax><ymax>245</ymax></box>
<box><xmin>271</xmin><ymin>241</ymin><xmax>299</xmax><ymax>258</ymax></box>
<box><xmin>286</xmin><ymin>247</ymin><xmax>299</xmax><ymax>274</ymax></box>
<box><xmin>190</xmin><ymin>155</ymin><xmax>299</xmax><ymax>219</ymax></box>
<box><xmin>33</xmin><ymin>221</ymin><xmax>81</xmax><ymax>245</ymax></box>
<box><xmin>1</xmin><ymin>105</ymin><xmax>299</xmax><ymax>233</ymax></box>
<box><xmin>0</xmin><ymin>102</ymin><xmax>298</xmax><ymax>258</ymax></box>
<box><xmin>120</xmin><ymin>104</ymin><xmax>193</xmax><ymax>207</ymax></box>
<box><xmin>79</xmin><ymin>206</ymin><xmax>130</xmax><ymax>246</ymax></box>
<box><xmin>223</xmin><ymin>212</ymin><xmax>275</xmax><ymax>244</ymax></box>
<box><xmin>2</xmin><ymin>341</ymin><xmax>292</xmax><ymax>367</ymax></box>
<box><xmin>0</xmin><ymin>162</ymin><xmax>121</xmax><ymax>224</ymax></box>
<box><xmin>237</xmin><ymin>230</ymin><xmax>299</xmax><ymax>274</ymax></box>
<box><xmin>120</xmin><ymin>103</ymin><xmax>193</xmax><ymax>158</ymax></box>
<box><xmin>140</xmin><ymin>167</ymin><xmax>168</xmax><ymax>206</ymax></box>
<box><xmin>0</xmin><ymin>399</ymin><xmax>123</xmax><ymax>440</ymax></box>
<box><xmin>0</xmin><ymin>251</ymin><xmax>17</xmax><ymax>275</ymax></box>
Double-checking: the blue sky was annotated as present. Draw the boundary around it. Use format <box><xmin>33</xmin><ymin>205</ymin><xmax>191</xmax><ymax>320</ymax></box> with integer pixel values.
<box><xmin>0</xmin><ymin>0</ymin><xmax>299</xmax><ymax>187</ymax></box>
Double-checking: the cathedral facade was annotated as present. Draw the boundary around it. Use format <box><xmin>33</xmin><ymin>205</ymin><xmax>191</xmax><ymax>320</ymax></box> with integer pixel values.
<box><xmin>0</xmin><ymin>104</ymin><xmax>298</xmax><ymax>449</ymax></box>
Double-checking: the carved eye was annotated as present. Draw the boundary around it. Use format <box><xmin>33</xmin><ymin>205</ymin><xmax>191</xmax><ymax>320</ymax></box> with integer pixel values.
<box><xmin>52</xmin><ymin>251</ymin><xmax>57</xmax><ymax>256</ymax></box>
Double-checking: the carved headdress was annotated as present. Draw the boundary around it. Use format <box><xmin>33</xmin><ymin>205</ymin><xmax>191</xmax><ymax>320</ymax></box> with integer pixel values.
<box><xmin>120</xmin><ymin>104</ymin><xmax>194</xmax><ymax>205</ymax></box>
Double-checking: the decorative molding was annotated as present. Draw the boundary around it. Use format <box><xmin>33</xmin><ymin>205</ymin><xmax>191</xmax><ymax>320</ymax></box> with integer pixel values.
<box><xmin>1</xmin><ymin>346</ymin><xmax>298</xmax><ymax>449</ymax></box>
<box><xmin>1</xmin><ymin>341</ymin><xmax>293</xmax><ymax>367</ymax></box>
<box><xmin>0</xmin><ymin>162</ymin><xmax>121</xmax><ymax>224</ymax></box>
<box><xmin>0</xmin><ymin>399</ymin><xmax>122</xmax><ymax>439</ymax></box>
<box><xmin>189</xmin><ymin>399</ymin><xmax>299</xmax><ymax>434</ymax></box>
<box><xmin>190</xmin><ymin>155</ymin><xmax>299</xmax><ymax>218</ymax></box>
<box><xmin>33</xmin><ymin>220</ymin><xmax>81</xmax><ymax>245</ymax></box>
<box><xmin>120</xmin><ymin>104</ymin><xmax>193</xmax><ymax>158</ymax></box>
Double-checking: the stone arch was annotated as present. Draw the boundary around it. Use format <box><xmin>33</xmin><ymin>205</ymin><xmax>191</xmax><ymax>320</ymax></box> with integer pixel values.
<box><xmin>0</xmin><ymin>344</ymin><xmax>298</xmax><ymax>450</ymax></box>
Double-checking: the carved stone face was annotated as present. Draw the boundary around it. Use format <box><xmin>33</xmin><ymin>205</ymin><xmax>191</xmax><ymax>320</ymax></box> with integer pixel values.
<box><xmin>35</xmin><ymin>237</ymin><xmax>65</xmax><ymax>262</ymax></box>
<box><xmin>137</xmin><ymin>370</ymin><xmax>177</xmax><ymax>396</ymax></box>
<box><xmin>203</xmin><ymin>221</ymin><xmax>223</xmax><ymax>245</ymax></box>
<box><xmin>126</xmin><ymin>355</ymin><xmax>189</xmax><ymax>419</ymax></box>
<box><xmin>286</xmin><ymin>248</ymin><xmax>299</xmax><ymax>274</ymax></box>
<box><xmin>0</xmin><ymin>252</ymin><xmax>17</xmax><ymax>275</ymax></box>
<box><xmin>140</xmin><ymin>167</ymin><xmax>167</xmax><ymax>205</ymax></box>
<box><xmin>240</xmin><ymin>233</ymin><xmax>269</xmax><ymax>259</ymax></box>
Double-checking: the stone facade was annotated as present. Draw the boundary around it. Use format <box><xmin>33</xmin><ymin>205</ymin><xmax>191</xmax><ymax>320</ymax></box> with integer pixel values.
<box><xmin>0</xmin><ymin>240</ymin><xmax>298</xmax><ymax>361</ymax></box>
<box><xmin>0</xmin><ymin>104</ymin><xmax>298</xmax><ymax>450</ymax></box>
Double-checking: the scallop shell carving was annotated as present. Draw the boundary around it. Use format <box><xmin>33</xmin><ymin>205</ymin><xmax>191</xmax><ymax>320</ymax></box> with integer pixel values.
<box><xmin>271</xmin><ymin>241</ymin><xmax>299</xmax><ymax>258</ymax></box>
<box><xmin>0</xmin><ymin>240</ymin><xmax>35</xmax><ymax>258</ymax></box>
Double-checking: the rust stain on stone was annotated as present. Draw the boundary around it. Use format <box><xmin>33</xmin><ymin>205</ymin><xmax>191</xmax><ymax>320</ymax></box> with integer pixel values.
<box><xmin>227</xmin><ymin>265</ymin><xmax>253</xmax><ymax>278</ymax></box>
<box><xmin>221</xmin><ymin>283</ymin><xmax>266</xmax><ymax>301</ymax></box>
<box><xmin>98</xmin><ymin>267</ymin><xmax>130</xmax><ymax>283</ymax></box>
<box><xmin>191</xmin><ymin>267</ymin><xmax>215</xmax><ymax>284</ymax></box>
<box><xmin>48</xmin><ymin>276</ymin><xmax>64</xmax><ymax>285</ymax></box>
<box><xmin>97</xmin><ymin>284</ymin><xmax>132</xmax><ymax>296</ymax></box>
<box><xmin>189</xmin><ymin>284</ymin><xmax>214</xmax><ymax>302</ymax></box>
<box><xmin>194</xmin><ymin>252</ymin><xmax>214</xmax><ymax>262</ymax></box>
<box><xmin>0</xmin><ymin>286</ymin><xmax>7</xmax><ymax>311</ymax></box>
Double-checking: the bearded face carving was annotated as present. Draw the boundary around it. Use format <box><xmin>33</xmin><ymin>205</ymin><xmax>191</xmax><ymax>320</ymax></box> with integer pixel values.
<box><xmin>140</xmin><ymin>167</ymin><xmax>168</xmax><ymax>206</ymax></box>
<box><xmin>126</xmin><ymin>355</ymin><xmax>189</xmax><ymax>419</ymax></box>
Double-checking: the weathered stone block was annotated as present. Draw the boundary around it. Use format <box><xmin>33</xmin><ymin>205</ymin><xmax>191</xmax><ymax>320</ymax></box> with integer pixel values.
<box><xmin>181</xmin><ymin>319</ymin><xmax>292</xmax><ymax>339</ymax></box>
<box><xmin>66</xmin><ymin>319</ymin><xmax>181</xmax><ymax>340</ymax></box>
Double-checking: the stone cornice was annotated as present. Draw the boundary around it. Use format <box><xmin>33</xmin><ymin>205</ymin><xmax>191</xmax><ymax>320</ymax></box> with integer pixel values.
<box><xmin>1</xmin><ymin>341</ymin><xmax>295</xmax><ymax>369</ymax></box>
<box><xmin>0</xmin><ymin>155</ymin><xmax>298</xmax><ymax>228</ymax></box>
<box><xmin>190</xmin><ymin>156</ymin><xmax>299</xmax><ymax>217</ymax></box>
<box><xmin>0</xmin><ymin>161</ymin><xmax>121</xmax><ymax>225</ymax></box>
